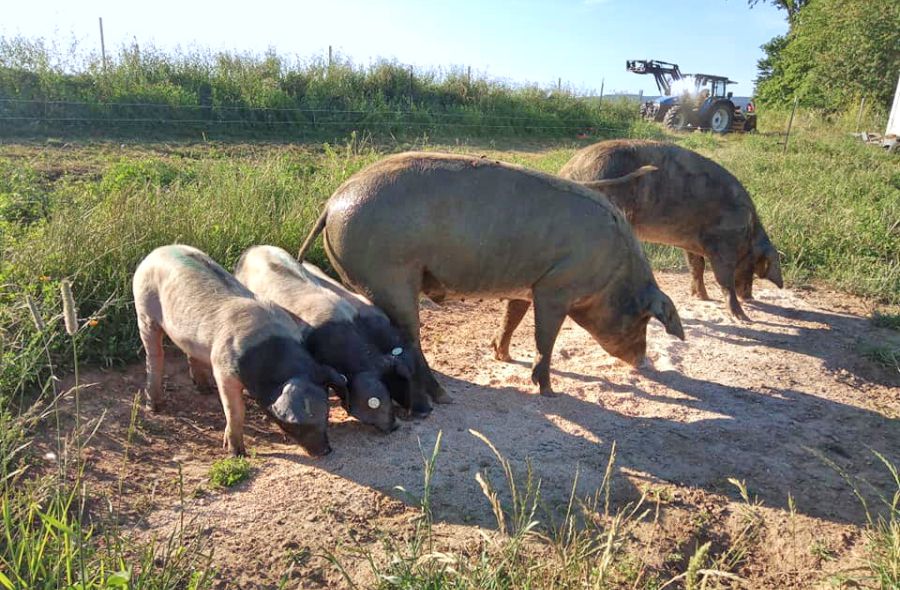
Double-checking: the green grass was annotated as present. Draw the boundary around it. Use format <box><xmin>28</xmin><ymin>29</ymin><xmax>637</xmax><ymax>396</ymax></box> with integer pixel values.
<box><xmin>859</xmin><ymin>341</ymin><xmax>900</xmax><ymax>373</ymax></box>
<box><xmin>326</xmin><ymin>431</ymin><xmax>900</xmax><ymax>589</ymax></box>
<box><xmin>872</xmin><ymin>311</ymin><xmax>900</xmax><ymax>331</ymax></box>
<box><xmin>208</xmin><ymin>457</ymin><xmax>252</xmax><ymax>488</ymax></box>
<box><xmin>0</xmin><ymin>35</ymin><xmax>638</xmax><ymax>140</ymax></box>
<box><xmin>0</xmin><ymin>327</ymin><xmax>214</xmax><ymax>589</ymax></box>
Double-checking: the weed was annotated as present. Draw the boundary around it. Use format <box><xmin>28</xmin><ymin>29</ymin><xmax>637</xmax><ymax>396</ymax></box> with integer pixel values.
<box><xmin>872</xmin><ymin>310</ymin><xmax>900</xmax><ymax>331</ymax></box>
<box><xmin>859</xmin><ymin>340</ymin><xmax>900</xmax><ymax>373</ymax></box>
<box><xmin>208</xmin><ymin>456</ymin><xmax>252</xmax><ymax>488</ymax></box>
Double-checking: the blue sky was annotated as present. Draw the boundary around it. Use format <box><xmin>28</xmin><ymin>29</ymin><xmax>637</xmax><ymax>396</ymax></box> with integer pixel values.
<box><xmin>1</xmin><ymin>0</ymin><xmax>788</xmax><ymax>95</ymax></box>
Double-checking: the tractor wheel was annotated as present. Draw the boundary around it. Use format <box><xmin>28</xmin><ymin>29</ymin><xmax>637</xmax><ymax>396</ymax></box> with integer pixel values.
<box><xmin>708</xmin><ymin>103</ymin><xmax>734</xmax><ymax>133</ymax></box>
<box><xmin>639</xmin><ymin>103</ymin><xmax>649</xmax><ymax>119</ymax></box>
<box><xmin>663</xmin><ymin>106</ymin><xmax>687</xmax><ymax>131</ymax></box>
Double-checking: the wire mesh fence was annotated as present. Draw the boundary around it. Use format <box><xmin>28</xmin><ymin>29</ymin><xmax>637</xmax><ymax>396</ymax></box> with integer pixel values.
<box><xmin>0</xmin><ymin>97</ymin><xmax>636</xmax><ymax>139</ymax></box>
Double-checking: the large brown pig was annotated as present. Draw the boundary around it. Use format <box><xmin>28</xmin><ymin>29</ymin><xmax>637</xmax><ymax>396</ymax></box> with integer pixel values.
<box><xmin>234</xmin><ymin>245</ymin><xmax>414</xmax><ymax>428</ymax></box>
<box><xmin>133</xmin><ymin>244</ymin><xmax>346</xmax><ymax>456</ymax></box>
<box><xmin>297</xmin><ymin>152</ymin><xmax>684</xmax><ymax>399</ymax></box>
<box><xmin>561</xmin><ymin>140</ymin><xmax>782</xmax><ymax>318</ymax></box>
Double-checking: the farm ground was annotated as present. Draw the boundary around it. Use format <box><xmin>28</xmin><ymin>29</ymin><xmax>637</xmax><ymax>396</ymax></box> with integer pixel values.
<box><xmin>41</xmin><ymin>271</ymin><xmax>900</xmax><ymax>589</ymax></box>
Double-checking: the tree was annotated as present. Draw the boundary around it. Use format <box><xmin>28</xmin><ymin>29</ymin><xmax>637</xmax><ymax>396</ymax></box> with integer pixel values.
<box><xmin>747</xmin><ymin>0</ymin><xmax>809</xmax><ymax>21</ymax></box>
<box><xmin>755</xmin><ymin>0</ymin><xmax>900</xmax><ymax>109</ymax></box>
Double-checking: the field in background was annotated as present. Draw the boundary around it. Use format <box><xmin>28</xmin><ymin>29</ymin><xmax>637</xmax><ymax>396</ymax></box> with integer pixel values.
<box><xmin>0</xmin><ymin>36</ymin><xmax>644</xmax><ymax>140</ymax></box>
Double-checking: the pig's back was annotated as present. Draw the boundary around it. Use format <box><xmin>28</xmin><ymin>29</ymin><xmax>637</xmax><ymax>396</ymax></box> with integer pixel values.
<box><xmin>324</xmin><ymin>152</ymin><xmax>640</xmax><ymax>296</ymax></box>
<box><xmin>562</xmin><ymin>141</ymin><xmax>755</xmax><ymax>246</ymax></box>
<box><xmin>134</xmin><ymin>245</ymin><xmax>289</xmax><ymax>358</ymax></box>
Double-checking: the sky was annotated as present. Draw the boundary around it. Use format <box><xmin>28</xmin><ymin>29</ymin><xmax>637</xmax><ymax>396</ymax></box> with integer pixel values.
<box><xmin>1</xmin><ymin>0</ymin><xmax>789</xmax><ymax>96</ymax></box>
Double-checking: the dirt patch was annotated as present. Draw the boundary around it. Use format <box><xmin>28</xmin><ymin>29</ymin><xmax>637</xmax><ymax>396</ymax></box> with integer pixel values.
<box><xmin>40</xmin><ymin>272</ymin><xmax>899</xmax><ymax>588</ymax></box>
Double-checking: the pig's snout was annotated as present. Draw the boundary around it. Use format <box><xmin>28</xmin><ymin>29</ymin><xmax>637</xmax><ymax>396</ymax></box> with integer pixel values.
<box><xmin>293</xmin><ymin>428</ymin><xmax>332</xmax><ymax>457</ymax></box>
<box><xmin>598</xmin><ymin>334</ymin><xmax>648</xmax><ymax>368</ymax></box>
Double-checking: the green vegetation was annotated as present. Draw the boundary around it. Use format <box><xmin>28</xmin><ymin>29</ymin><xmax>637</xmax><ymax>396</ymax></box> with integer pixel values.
<box><xmin>754</xmin><ymin>0</ymin><xmax>900</xmax><ymax>110</ymax></box>
<box><xmin>859</xmin><ymin>341</ymin><xmax>900</xmax><ymax>374</ymax></box>
<box><xmin>0</xmin><ymin>333</ymin><xmax>214</xmax><ymax>588</ymax></box>
<box><xmin>324</xmin><ymin>430</ymin><xmax>900</xmax><ymax>589</ymax></box>
<box><xmin>0</xmin><ymin>36</ymin><xmax>637</xmax><ymax>139</ymax></box>
<box><xmin>872</xmin><ymin>311</ymin><xmax>900</xmax><ymax>331</ymax></box>
<box><xmin>208</xmin><ymin>456</ymin><xmax>253</xmax><ymax>488</ymax></box>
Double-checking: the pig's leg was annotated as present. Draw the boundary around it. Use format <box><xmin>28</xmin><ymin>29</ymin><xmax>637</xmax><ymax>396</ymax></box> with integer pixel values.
<box><xmin>708</xmin><ymin>253</ymin><xmax>749</xmax><ymax>321</ymax></box>
<box><xmin>137</xmin><ymin>316</ymin><xmax>165</xmax><ymax>411</ymax></box>
<box><xmin>530</xmin><ymin>294</ymin><xmax>568</xmax><ymax>397</ymax></box>
<box><xmin>491</xmin><ymin>299</ymin><xmax>531</xmax><ymax>362</ymax></box>
<box><xmin>213</xmin><ymin>369</ymin><xmax>246</xmax><ymax>456</ymax></box>
<box><xmin>187</xmin><ymin>356</ymin><xmax>215</xmax><ymax>394</ymax></box>
<box><xmin>685</xmin><ymin>252</ymin><xmax>710</xmax><ymax>300</ymax></box>
<box><xmin>367</xmin><ymin>278</ymin><xmax>451</xmax><ymax>407</ymax></box>
<box><xmin>735</xmin><ymin>258</ymin><xmax>755</xmax><ymax>301</ymax></box>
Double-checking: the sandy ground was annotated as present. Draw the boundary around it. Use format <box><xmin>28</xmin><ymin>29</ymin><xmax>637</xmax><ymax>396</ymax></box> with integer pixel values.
<box><xmin>44</xmin><ymin>272</ymin><xmax>899</xmax><ymax>589</ymax></box>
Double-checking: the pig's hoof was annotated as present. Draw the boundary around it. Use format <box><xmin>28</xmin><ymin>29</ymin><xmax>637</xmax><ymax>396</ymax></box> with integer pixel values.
<box><xmin>491</xmin><ymin>340</ymin><xmax>513</xmax><ymax>362</ymax></box>
<box><xmin>144</xmin><ymin>398</ymin><xmax>163</xmax><ymax>413</ymax></box>
<box><xmin>539</xmin><ymin>388</ymin><xmax>560</xmax><ymax>398</ymax></box>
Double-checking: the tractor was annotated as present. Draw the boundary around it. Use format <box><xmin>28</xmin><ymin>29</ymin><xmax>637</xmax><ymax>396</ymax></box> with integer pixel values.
<box><xmin>627</xmin><ymin>59</ymin><xmax>756</xmax><ymax>133</ymax></box>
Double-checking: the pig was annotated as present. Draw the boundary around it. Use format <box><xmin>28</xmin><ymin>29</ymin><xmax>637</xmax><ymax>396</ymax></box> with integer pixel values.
<box><xmin>288</xmin><ymin>256</ymin><xmax>422</xmax><ymax>415</ymax></box>
<box><xmin>234</xmin><ymin>245</ymin><xmax>415</xmax><ymax>427</ymax></box>
<box><xmin>559</xmin><ymin>139</ymin><xmax>782</xmax><ymax>320</ymax></box>
<box><xmin>296</xmin><ymin>152</ymin><xmax>685</xmax><ymax>398</ymax></box>
<box><xmin>132</xmin><ymin>244</ymin><xmax>347</xmax><ymax>457</ymax></box>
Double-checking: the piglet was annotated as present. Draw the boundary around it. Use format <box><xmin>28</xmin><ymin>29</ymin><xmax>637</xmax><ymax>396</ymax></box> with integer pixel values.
<box><xmin>132</xmin><ymin>244</ymin><xmax>345</xmax><ymax>456</ymax></box>
<box><xmin>235</xmin><ymin>245</ymin><xmax>419</xmax><ymax>427</ymax></box>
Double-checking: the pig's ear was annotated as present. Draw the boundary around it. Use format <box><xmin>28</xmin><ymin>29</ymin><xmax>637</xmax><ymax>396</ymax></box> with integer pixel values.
<box><xmin>317</xmin><ymin>366</ymin><xmax>349</xmax><ymax>399</ymax></box>
<box><xmin>646</xmin><ymin>288</ymin><xmax>685</xmax><ymax>340</ymax></box>
<box><xmin>379</xmin><ymin>351</ymin><xmax>412</xmax><ymax>380</ymax></box>
<box><xmin>270</xmin><ymin>381</ymin><xmax>312</xmax><ymax>423</ymax></box>
<box><xmin>765</xmin><ymin>247</ymin><xmax>783</xmax><ymax>288</ymax></box>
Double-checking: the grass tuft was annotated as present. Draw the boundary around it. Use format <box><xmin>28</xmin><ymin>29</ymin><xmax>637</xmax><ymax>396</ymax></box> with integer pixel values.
<box><xmin>208</xmin><ymin>456</ymin><xmax>252</xmax><ymax>488</ymax></box>
<box><xmin>872</xmin><ymin>310</ymin><xmax>900</xmax><ymax>331</ymax></box>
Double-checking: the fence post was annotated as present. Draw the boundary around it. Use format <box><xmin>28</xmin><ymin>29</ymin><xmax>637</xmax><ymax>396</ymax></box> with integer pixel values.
<box><xmin>98</xmin><ymin>17</ymin><xmax>107</xmax><ymax>73</ymax></box>
<box><xmin>783</xmin><ymin>96</ymin><xmax>799</xmax><ymax>154</ymax></box>
<box><xmin>409</xmin><ymin>65</ymin><xmax>414</xmax><ymax>108</ymax></box>
<box><xmin>855</xmin><ymin>96</ymin><xmax>866</xmax><ymax>133</ymax></box>
<box><xmin>599</xmin><ymin>78</ymin><xmax>605</xmax><ymax>106</ymax></box>
<box><xmin>467</xmin><ymin>65</ymin><xmax>471</xmax><ymax>86</ymax></box>
<box><xmin>328</xmin><ymin>45</ymin><xmax>332</xmax><ymax>68</ymax></box>
<box><xmin>557</xmin><ymin>77</ymin><xmax>562</xmax><ymax>92</ymax></box>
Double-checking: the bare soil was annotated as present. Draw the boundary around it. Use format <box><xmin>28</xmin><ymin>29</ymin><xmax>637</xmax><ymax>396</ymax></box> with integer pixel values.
<box><xmin>42</xmin><ymin>272</ymin><xmax>899</xmax><ymax>589</ymax></box>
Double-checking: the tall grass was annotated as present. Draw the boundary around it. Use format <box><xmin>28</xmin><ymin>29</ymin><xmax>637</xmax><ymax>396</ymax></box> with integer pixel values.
<box><xmin>0</xmin><ymin>36</ymin><xmax>637</xmax><ymax>139</ymax></box>
<box><xmin>321</xmin><ymin>431</ymin><xmax>900</xmax><ymax>589</ymax></box>
<box><xmin>0</xmin><ymin>285</ymin><xmax>214</xmax><ymax>589</ymax></box>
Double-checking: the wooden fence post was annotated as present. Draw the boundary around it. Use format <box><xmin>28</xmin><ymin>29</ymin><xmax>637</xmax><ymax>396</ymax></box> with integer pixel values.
<box><xmin>783</xmin><ymin>96</ymin><xmax>799</xmax><ymax>154</ymax></box>
<box><xmin>99</xmin><ymin>18</ymin><xmax>107</xmax><ymax>73</ymax></box>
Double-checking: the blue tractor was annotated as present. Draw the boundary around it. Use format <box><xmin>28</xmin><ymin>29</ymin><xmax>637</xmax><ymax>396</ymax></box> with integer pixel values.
<box><xmin>627</xmin><ymin>59</ymin><xmax>756</xmax><ymax>134</ymax></box>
